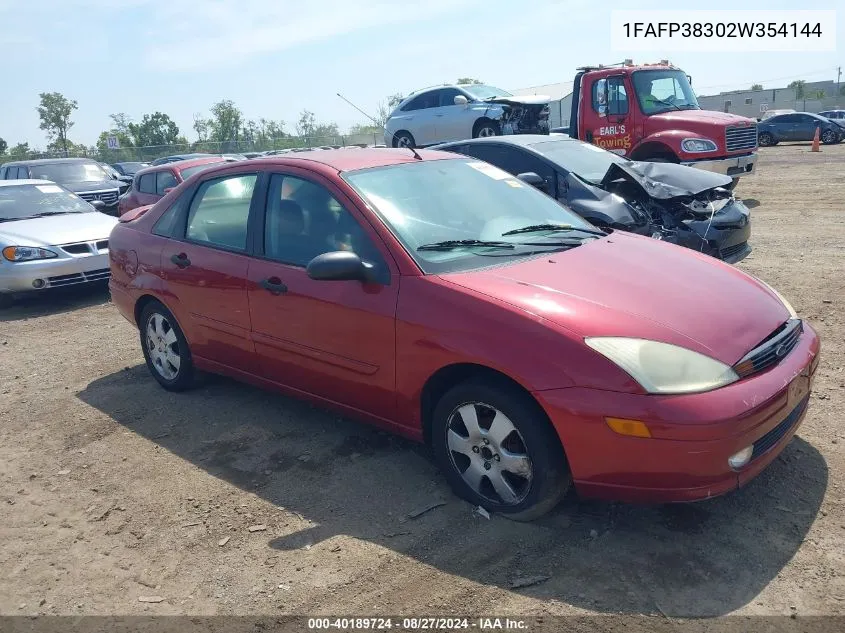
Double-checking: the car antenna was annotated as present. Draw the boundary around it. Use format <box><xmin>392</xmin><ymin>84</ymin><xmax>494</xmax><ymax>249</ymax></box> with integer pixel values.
<box><xmin>408</xmin><ymin>146</ymin><xmax>422</xmax><ymax>160</ymax></box>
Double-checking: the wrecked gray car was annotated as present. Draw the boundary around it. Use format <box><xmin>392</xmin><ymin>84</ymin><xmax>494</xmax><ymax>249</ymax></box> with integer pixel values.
<box><xmin>433</xmin><ymin>135</ymin><xmax>751</xmax><ymax>263</ymax></box>
<box><xmin>384</xmin><ymin>84</ymin><xmax>550</xmax><ymax>149</ymax></box>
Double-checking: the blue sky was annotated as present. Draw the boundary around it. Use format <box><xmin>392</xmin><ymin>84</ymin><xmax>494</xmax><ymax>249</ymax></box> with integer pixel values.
<box><xmin>0</xmin><ymin>0</ymin><xmax>841</xmax><ymax>147</ymax></box>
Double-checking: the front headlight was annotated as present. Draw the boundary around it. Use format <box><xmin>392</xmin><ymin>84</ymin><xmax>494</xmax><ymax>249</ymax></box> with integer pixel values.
<box><xmin>755</xmin><ymin>279</ymin><xmax>798</xmax><ymax>319</ymax></box>
<box><xmin>681</xmin><ymin>138</ymin><xmax>718</xmax><ymax>153</ymax></box>
<box><xmin>2</xmin><ymin>246</ymin><xmax>59</xmax><ymax>262</ymax></box>
<box><xmin>585</xmin><ymin>337</ymin><xmax>739</xmax><ymax>394</ymax></box>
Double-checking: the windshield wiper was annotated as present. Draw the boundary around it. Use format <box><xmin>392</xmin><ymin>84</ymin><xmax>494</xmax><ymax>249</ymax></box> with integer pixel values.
<box><xmin>502</xmin><ymin>223</ymin><xmax>606</xmax><ymax>237</ymax></box>
<box><xmin>417</xmin><ymin>240</ymin><xmax>515</xmax><ymax>251</ymax></box>
<box><xmin>649</xmin><ymin>97</ymin><xmax>682</xmax><ymax>111</ymax></box>
<box><xmin>27</xmin><ymin>211</ymin><xmax>82</xmax><ymax>218</ymax></box>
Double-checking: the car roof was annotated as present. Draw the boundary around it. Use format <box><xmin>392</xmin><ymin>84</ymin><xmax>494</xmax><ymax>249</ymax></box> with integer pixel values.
<box><xmin>434</xmin><ymin>134</ymin><xmax>576</xmax><ymax>149</ymax></box>
<box><xmin>0</xmin><ymin>179</ymin><xmax>58</xmax><ymax>187</ymax></box>
<box><xmin>245</xmin><ymin>147</ymin><xmax>456</xmax><ymax>173</ymax></box>
<box><xmin>3</xmin><ymin>157</ymin><xmax>99</xmax><ymax>166</ymax></box>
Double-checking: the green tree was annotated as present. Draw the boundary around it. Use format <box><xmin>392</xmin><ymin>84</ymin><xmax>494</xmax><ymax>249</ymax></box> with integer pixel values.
<box><xmin>296</xmin><ymin>110</ymin><xmax>317</xmax><ymax>137</ymax></box>
<box><xmin>47</xmin><ymin>139</ymin><xmax>88</xmax><ymax>157</ymax></box>
<box><xmin>208</xmin><ymin>100</ymin><xmax>243</xmax><ymax>150</ymax></box>
<box><xmin>811</xmin><ymin>90</ymin><xmax>826</xmax><ymax>100</ymax></box>
<box><xmin>128</xmin><ymin>112</ymin><xmax>181</xmax><ymax>147</ymax></box>
<box><xmin>0</xmin><ymin>137</ymin><xmax>6</xmax><ymax>155</ymax></box>
<box><xmin>193</xmin><ymin>113</ymin><xmax>210</xmax><ymax>142</ymax></box>
<box><xmin>751</xmin><ymin>83</ymin><xmax>763</xmax><ymax>91</ymax></box>
<box><xmin>36</xmin><ymin>92</ymin><xmax>78</xmax><ymax>157</ymax></box>
<box><xmin>788</xmin><ymin>80</ymin><xmax>806</xmax><ymax>100</ymax></box>
<box><xmin>456</xmin><ymin>77</ymin><xmax>483</xmax><ymax>85</ymax></box>
<box><xmin>9</xmin><ymin>142</ymin><xmax>31</xmax><ymax>157</ymax></box>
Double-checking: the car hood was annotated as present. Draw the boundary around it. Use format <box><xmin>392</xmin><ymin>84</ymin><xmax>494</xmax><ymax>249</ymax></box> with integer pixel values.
<box><xmin>600</xmin><ymin>160</ymin><xmax>733</xmax><ymax>199</ymax></box>
<box><xmin>645</xmin><ymin>109</ymin><xmax>756</xmax><ymax>138</ymax></box>
<box><xmin>63</xmin><ymin>180</ymin><xmax>124</xmax><ymax>193</ymax></box>
<box><xmin>485</xmin><ymin>95</ymin><xmax>550</xmax><ymax>106</ymax></box>
<box><xmin>439</xmin><ymin>231</ymin><xmax>788</xmax><ymax>365</ymax></box>
<box><xmin>0</xmin><ymin>212</ymin><xmax>118</xmax><ymax>246</ymax></box>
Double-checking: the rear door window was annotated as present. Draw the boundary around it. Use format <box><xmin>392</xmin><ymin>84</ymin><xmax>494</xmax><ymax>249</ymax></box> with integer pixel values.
<box><xmin>156</xmin><ymin>171</ymin><xmax>178</xmax><ymax>195</ymax></box>
<box><xmin>139</xmin><ymin>173</ymin><xmax>156</xmax><ymax>194</ymax></box>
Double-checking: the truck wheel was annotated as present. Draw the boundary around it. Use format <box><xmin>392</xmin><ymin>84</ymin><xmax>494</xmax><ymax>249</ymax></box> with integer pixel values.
<box><xmin>758</xmin><ymin>132</ymin><xmax>775</xmax><ymax>147</ymax></box>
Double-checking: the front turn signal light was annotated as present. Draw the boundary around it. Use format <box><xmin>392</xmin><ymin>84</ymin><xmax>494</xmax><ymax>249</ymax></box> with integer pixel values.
<box><xmin>605</xmin><ymin>417</ymin><xmax>652</xmax><ymax>438</ymax></box>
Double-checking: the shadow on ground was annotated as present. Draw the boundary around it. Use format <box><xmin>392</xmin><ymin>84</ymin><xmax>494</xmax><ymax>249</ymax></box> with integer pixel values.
<box><xmin>742</xmin><ymin>198</ymin><xmax>761</xmax><ymax>210</ymax></box>
<box><xmin>78</xmin><ymin>367</ymin><xmax>828</xmax><ymax>617</ymax></box>
<box><xmin>0</xmin><ymin>283</ymin><xmax>110</xmax><ymax>322</ymax></box>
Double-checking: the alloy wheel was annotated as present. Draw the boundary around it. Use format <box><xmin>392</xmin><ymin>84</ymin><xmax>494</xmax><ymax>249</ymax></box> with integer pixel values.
<box><xmin>445</xmin><ymin>402</ymin><xmax>533</xmax><ymax>505</ymax></box>
<box><xmin>146</xmin><ymin>313</ymin><xmax>181</xmax><ymax>380</ymax></box>
<box><xmin>477</xmin><ymin>126</ymin><xmax>497</xmax><ymax>138</ymax></box>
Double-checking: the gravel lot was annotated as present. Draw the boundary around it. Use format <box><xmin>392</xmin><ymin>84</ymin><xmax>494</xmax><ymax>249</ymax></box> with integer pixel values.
<box><xmin>1</xmin><ymin>143</ymin><xmax>844</xmax><ymax>620</ymax></box>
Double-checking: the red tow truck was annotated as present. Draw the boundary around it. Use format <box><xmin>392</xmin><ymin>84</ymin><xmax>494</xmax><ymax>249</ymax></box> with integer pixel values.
<box><xmin>565</xmin><ymin>61</ymin><xmax>758</xmax><ymax>189</ymax></box>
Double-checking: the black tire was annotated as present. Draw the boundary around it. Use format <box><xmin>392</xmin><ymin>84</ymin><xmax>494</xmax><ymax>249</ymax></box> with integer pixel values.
<box><xmin>392</xmin><ymin>131</ymin><xmax>415</xmax><ymax>148</ymax></box>
<box><xmin>758</xmin><ymin>132</ymin><xmax>775</xmax><ymax>147</ymax></box>
<box><xmin>473</xmin><ymin>119</ymin><xmax>500</xmax><ymax>139</ymax></box>
<box><xmin>431</xmin><ymin>378</ymin><xmax>571</xmax><ymax>521</ymax></box>
<box><xmin>821</xmin><ymin>129</ymin><xmax>837</xmax><ymax>145</ymax></box>
<box><xmin>139</xmin><ymin>300</ymin><xmax>195</xmax><ymax>391</ymax></box>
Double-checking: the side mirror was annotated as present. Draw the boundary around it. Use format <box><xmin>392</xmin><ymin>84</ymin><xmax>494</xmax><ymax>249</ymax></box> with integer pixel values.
<box><xmin>118</xmin><ymin>175</ymin><xmax>133</xmax><ymax>184</ymax></box>
<box><xmin>517</xmin><ymin>172</ymin><xmax>548</xmax><ymax>192</ymax></box>
<box><xmin>306</xmin><ymin>251</ymin><xmax>377</xmax><ymax>283</ymax></box>
<box><xmin>90</xmin><ymin>200</ymin><xmax>106</xmax><ymax>211</ymax></box>
<box><xmin>454</xmin><ymin>95</ymin><xmax>469</xmax><ymax>106</ymax></box>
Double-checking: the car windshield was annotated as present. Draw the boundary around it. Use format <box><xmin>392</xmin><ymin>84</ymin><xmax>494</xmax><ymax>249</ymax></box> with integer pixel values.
<box><xmin>461</xmin><ymin>84</ymin><xmax>512</xmax><ymax>101</ymax></box>
<box><xmin>530</xmin><ymin>139</ymin><xmax>630</xmax><ymax>183</ymax></box>
<box><xmin>0</xmin><ymin>184</ymin><xmax>92</xmax><ymax>221</ymax></box>
<box><xmin>179</xmin><ymin>161</ymin><xmax>228</xmax><ymax>180</ymax></box>
<box><xmin>343</xmin><ymin>158</ymin><xmax>600</xmax><ymax>274</ymax></box>
<box><xmin>28</xmin><ymin>162</ymin><xmax>110</xmax><ymax>183</ymax></box>
<box><xmin>632</xmin><ymin>70</ymin><xmax>700</xmax><ymax>115</ymax></box>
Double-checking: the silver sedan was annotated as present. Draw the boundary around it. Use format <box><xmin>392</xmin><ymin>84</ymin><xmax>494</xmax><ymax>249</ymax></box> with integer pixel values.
<box><xmin>0</xmin><ymin>180</ymin><xmax>117</xmax><ymax>299</ymax></box>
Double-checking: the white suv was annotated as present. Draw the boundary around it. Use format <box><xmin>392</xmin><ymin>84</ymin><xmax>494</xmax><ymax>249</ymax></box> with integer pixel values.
<box><xmin>384</xmin><ymin>84</ymin><xmax>550</xmax><ymax>148</ymax></box>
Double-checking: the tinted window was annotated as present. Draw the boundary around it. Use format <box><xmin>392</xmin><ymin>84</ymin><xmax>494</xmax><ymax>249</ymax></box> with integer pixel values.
<box><xmin>773</xmin><ymin>114</ymin><xmax>797</xmax><ymax>124</ymax></box>
<box><xmin>438</xmin><ymin>88</ymin><xmax>463</xmax><ymax>107</ymax></box>
<box><xmin>402</xmin><ymin>91</ymin><xmax>438</xmax><ymax>111</ymax></box>
<box><xmin>530</xmin><ymin>139</ymin><xmax>627</xmax><ymax>183</ymax></box>
<box><xmin>156</xmin><ymin>171</ymin><xmax>178</xmax><ymax>195</ymax></box>
<box><xmin>459</xmin><ymin>144</ymin><xmax>555</xmax><ymax>182</ymax></box>
<box><xmin>795</xmin><ymin>114</ymin><xmax>816</xmax><ymax>124</ymax></box>
<box><xmin>186</xmin><ymin>173</ymin><xmax>257</xmax><ymax>251</ymax></box>
<box><xmin>139</xmin><ymin>173</ymin><xmax>156</xmax><ymax>194</ymax></box>
<box><xmin>263</xmin><ymin>174</ymin><xmax>384</xmax><ymax>268</ymax></box>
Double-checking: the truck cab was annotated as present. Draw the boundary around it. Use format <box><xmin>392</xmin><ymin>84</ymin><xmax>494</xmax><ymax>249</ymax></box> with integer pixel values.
<box><xmin>569</xmin><ymin>62</ymin><xmax>758</xmax><ymax>188</ymax></box>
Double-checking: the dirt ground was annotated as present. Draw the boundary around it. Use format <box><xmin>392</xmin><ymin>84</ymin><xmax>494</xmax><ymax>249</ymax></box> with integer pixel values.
<box><xmin>1</xmin><ymin>142</ymin><xmax>844</xmax><ymax>621</ymax></box>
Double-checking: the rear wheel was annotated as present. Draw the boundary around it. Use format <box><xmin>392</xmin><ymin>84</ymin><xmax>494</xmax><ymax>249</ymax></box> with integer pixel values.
<box><xmin>431</xmin><ymin>379</ymin><xmax>571</xmax><ymax>521</ymax></box>
<box><xmin>139</xmin><ymin>301</ymin><xmax>195</xmax><ymax>391</ymax></box>
<box><xmin>758</xmin><ymin>132</ymin><xmax>775</xmax><ymax>147</ymax></box>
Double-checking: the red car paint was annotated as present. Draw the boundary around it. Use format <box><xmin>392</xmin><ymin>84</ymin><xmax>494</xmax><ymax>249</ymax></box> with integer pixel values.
<box><xmin>108</xmin><ymin>149</ymin><xmax>819</xmax><ymax>504</ymax></box>
<box><xmin>117</xmin><ymin>157</ymin><xmax>231</xmax><ymax>216</ymax></box>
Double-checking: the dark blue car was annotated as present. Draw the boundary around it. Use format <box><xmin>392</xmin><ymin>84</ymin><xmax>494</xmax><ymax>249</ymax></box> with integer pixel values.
<box><xmin>757</xmin><ymin>112</ymin><xmax>842</xmax><ymax>146</ymax></box>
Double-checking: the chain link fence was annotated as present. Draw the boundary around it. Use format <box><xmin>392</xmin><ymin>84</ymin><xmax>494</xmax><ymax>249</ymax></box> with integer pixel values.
<box><xmin>1</xmin><ymin>131</ymin><xmax>388</xmax><ymax>165</ymax></box>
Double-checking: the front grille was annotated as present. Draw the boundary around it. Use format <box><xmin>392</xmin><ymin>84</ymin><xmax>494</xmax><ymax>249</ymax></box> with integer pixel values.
<box><xmin>61</xmin><ymin>243</ymin><xmax>92</xmax><ymax>255</ymax></box>
<box><xmin>725</xmin><ymin>124</ymin><xmax>758</xmax><ymax>152</ymax></box>
<box><xmin>733</xmin><ymin>318</ymin><xmax>802</xmax><ymax>379</ymax></box>
<box><xmin>720</xmin><ymin>241</ymin><xmax>748</xmax><ymax>260</ymax></box>
<box><xmin>751</xmin><ymin>395</ymin><xmax>809</xmax><ymax>461</ymax></box>
<box><xmin>78</xmin><ymin>190</ymin><xmax>119</xmax><ymax>205</ymax></box>
<box><xmin>47</xmin><ymin>268</ymin><xmax>110</xmax><ymax>287</ymax></box>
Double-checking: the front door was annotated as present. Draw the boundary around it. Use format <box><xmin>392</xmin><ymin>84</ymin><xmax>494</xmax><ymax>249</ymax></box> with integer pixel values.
<box><xmin>246</xmin><ymin>171</ymin><xmax>399</xmax><ymax>420</ymax></box>
<box><xmin>159</xmin><ymin>171</ymin><xmax>260</xmax><ymax>371</ymax></box>
<box><xmin>432</xmin><ymin>87</ymin><xmax>478</xmax><ymax>142</ymax></box>
<box><xmin>586</xmin><ymin>75</ymin><xmax>633</xmax><ymax>156</ymax></box>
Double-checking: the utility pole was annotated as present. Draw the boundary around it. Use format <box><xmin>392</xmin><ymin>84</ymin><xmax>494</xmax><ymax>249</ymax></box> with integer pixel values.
<box><xmin>837</xmin><ymin>66</ymin><xmax>842</xmax><ymax>106</ymax></box>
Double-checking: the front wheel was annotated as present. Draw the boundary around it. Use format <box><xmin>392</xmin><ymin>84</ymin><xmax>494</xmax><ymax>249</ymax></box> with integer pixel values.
<box><xmin>758</xmin><ymin>132</ymin><xmax>775</xmax><ymax>147</ymax></box>
<box><xmin>821</xmin><ymin>129</ymin><xmax>837</xmax><ymax>145</ymax></box>
<box><xmin>139</xmin><ymin>301</ymin><xmax>195</xmax><ymax>391</ymax></box>
<box><xmin>431</xmin><ymin>380</ymin><xmax>571</xmax><ymax>521</ymax></box>
<box><xmin>473</xmin><ymin>119</ymin><xmax>500</xmax><ymax>138</ymax></box>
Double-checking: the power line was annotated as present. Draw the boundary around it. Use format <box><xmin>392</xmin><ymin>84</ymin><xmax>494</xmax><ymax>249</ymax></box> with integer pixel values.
<box><xmin>696</xmin><ymin>67</ymin><xmax>838</xmax><ymax>91</ymax></box>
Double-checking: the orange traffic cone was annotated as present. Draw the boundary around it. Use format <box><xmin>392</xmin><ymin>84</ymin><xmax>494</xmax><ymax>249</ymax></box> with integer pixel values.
<box><xmin>811</xmin><ymin>126</ymin><xmax>820</xmax><ymax>152</ymax></box>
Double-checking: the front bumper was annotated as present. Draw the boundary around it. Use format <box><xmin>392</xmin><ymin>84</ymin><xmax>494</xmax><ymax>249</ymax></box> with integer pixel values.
<box><xmin>0</xmin><ymin>252</ymin><xmax>110</xmax><ymax>293</ymax></box>
<box><xmin>535</xmin><ymin>321</ymin><xmax>820</xmax><ymax>503</ymax></box>
<box><xmin>681</xmin><ymin>152</ymin><xmax>757</xmax><ymax>179</ymax></box>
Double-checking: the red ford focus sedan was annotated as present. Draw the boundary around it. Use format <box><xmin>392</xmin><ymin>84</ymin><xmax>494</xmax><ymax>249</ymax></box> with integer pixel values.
<box><xmin>108</xmin><ymin>149</ymin><xmax>820</xmax><ymax>520</ymax></box>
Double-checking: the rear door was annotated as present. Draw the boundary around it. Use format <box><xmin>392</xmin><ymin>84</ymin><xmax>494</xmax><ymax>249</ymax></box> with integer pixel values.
<box><xmin>793</xmin><ymin>114</ymin><xmax>818</xmax><ymax>141</ymax></box>
<box><xmin>399</xmin><ymin>91</ymin><xmax>440</xmax><ymax>145</ymax></box>
<box><xmin>158</xmin><ymin>170</ymin><xmax>261</xmax><ymax>371</ymax></box>
<box><xmin>245</xmin><ymin>169</ymin><xmax>399</xmax><ymax>420</ymax></box>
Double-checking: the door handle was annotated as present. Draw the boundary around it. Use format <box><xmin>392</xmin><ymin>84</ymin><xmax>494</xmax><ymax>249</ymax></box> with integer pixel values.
<box><xmin>170</xmin><ymin>253</ymin><xmax>191</xmax><ymax>268</ymax></box>
<box><xmin>260</xmin><ymin>277</ymin><xmax>288</xmax><ymax>295</ymax></box>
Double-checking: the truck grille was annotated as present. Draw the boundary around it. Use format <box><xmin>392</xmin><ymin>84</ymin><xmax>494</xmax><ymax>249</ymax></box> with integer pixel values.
<box><xmin>78</xmin><ymin>190</ymin><xmax>119</xmax><ymax>206</ymax></box>
<box><xmin>725</xmin><ymin>124</ymin><xmax>758</xmax><ymax>152</ymax></box>
<box><xmin>733</xmin><ymin>319</ymin><xmax>802</xmax><ymax>379</ymax></box>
